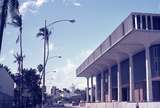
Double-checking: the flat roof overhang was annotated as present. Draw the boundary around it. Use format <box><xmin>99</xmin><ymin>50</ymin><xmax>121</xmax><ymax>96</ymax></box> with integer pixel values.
<box><xmin>77</xmin><ymin>29</ymin><xmax>160</xmax><ymax>77</ymax></box>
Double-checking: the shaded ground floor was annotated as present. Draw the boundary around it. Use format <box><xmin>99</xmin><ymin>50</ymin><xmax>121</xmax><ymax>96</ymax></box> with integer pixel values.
<box><xmin>108</xmin><ymin>80</ymin><xmax>160</xmax><ymax>102</ymax></box>
<box><xmin>85</xmin><ymin>45</ymin><xmax>160</xmax><ymax>103</ymax></box>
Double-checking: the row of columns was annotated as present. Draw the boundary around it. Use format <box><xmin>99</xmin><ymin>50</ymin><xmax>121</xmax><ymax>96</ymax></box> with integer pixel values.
<box><xmin>86</xmin><ymin>46</ymin><xmax>153</xmax><ymax>102</ymax></box>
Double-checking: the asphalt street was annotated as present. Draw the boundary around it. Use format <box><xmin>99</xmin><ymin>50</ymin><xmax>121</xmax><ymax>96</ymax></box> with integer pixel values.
<box><xmin>46</xmin><ymin>106</ymin><xmax>80</xmax><ymax>108</ymax></box>
<box><xmin>45</xmin><ymin>105</ymin><xmax>82</xmax><ymax>108</ymax></box>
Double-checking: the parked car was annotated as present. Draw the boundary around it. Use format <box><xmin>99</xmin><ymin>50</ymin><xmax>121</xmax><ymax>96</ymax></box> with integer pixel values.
<box><xmin>72</xmin><ymin>101</ymin><xmax>79</xmax><ymax>106</ymax></box>
<box><xmin>48</xmin><ymin>102</ymin><xmax>64</xmax><ymax>107</ymax></box>
<box><xmin>79</xmin><ymin>100</ymin><xmax>85</xmax><ymax>107</ymax></box>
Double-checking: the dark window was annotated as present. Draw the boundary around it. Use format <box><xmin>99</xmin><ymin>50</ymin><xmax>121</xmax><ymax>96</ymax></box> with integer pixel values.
<box><xmin>153</xmin><ymin>47</ymin><xmax>158</xmax><ymax>57</ymax></box>
<box><xmin>158</xmin><ymin>47</ymin><xmax>160</xmax><ymax>57</ymax></box>
<box><xmin>142</xmin><ymin>15</ymin><xmax>146</xmax><ymax>29</ymax></box>
<box><xmin>132</xmin><ymin>15</ymin><xmax>135</xmax><ymax>28</ymax></box>
<box><xmin>136</xmin><ymin>15</ymin><xmax>141</xmax><ymax>29</ymax></box>
<box><xmin>147</xmin><ymin>16</ymin><xmax>151</xmax><ymax>30</ymax></box>
<box><xmin>153</xmin><ymin>16</ymin><xmax>160</xmax><ymax>30</ymax></box>
<box><xmin>151</xmin><ymin>45</ymin><xmax>160</xmax><ymax>77</ymax></box>
<box><xmin>155</xmin><ymin>62</ymin><xmax>158</xmax><ymax>74</ymax></box>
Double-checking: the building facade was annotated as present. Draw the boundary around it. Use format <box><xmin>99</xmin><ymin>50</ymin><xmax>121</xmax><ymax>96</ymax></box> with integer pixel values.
<box><xmin>76</xmin><ymin>12</ymin><xmax>160</xmax><ymax>105</ymax></box>
<box><xmin>0</xmin><ymin>68</ymin><xmax>14</xmax><ymax>108</ymax></box>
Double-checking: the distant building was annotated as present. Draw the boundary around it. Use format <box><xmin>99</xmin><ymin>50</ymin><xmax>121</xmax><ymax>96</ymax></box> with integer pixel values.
<box><xmin>76</xmin><ymin>12</ymin><xmax>160</xmax><ymax>108</ymax></box>
<box><xmin>50</xmin><ymin>86</ymin><xmax>61</xmax><ymax>101</ymax></box>
<box><xmin>61</xmin><ymin>90</ymin><xmax>78</xmax><ymax>99</ymax></box>
<box><xmin>0</xmin><ymin>67</ymin><xmax>14</xmax><ymax>108</ymax></box>
<box><xmin>51</xmin><ymin>86</ymin><xmax>57</xmax><ymax>95</ymax></box>
<box><xmin>49</xmin><ymin>86</ymin><xmax>84</xmax><ymax>103</ymax></box>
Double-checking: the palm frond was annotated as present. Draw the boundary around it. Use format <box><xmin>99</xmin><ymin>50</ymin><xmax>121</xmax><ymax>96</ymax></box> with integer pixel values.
<box><xmin>36</xmin><ymin>32</ymin><xmax>44</xmax><ymax>37</ymax></box>
<box><xmin>7</xmin><ymin>22</ymin><xmax>19</xmax><ymax>27</ymax></box>
<box><xmin>11</xmin><ymin>15</ymin><xmax>22</xmax><ymax>27</ymax></box>
<box><xmin>9</xmin><ymin>0</ymin><xmax>22</xmax><ymax>27</ymax></box>
<box><xmin>13</xmin><ymin>52</ymin><xmax>21</xmax><ymax>63</ymax></box>
<box><xmin>16</xmin><ymin>35</ymin><xmax>19</xmax><ymax>43</ymax></box>
<box><xmin>39</xmin><ymin>27</ymin><xmax>46</xmax><ymax>33</ymax></box>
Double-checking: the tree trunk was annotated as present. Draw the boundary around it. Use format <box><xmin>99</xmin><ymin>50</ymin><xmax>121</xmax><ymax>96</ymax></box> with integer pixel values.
<box><xmin>0</xmin><ymin>0</ymin><xmax>9</xmax><ymax>52</ymax></box>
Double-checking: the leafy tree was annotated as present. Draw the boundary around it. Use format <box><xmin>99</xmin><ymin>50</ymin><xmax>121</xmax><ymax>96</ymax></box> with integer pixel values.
<box><xmin>74</xmin><ymin>89</ymin><xmax>86</xmax><ymax>101</ymax></box>
<box><xmin>23</xmin><ymin>68</ymin><xmax>42</xmax><ymax>107</ymax></box>
<box><xmin>13</xmin><ymin>68</ymin><xmax>42</xmax><ymax>107</ymax></box>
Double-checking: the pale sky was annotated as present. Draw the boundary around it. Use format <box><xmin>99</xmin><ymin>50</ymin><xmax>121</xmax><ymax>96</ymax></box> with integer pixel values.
<box><xmin>1</xmin><ymin>0</ymin><xmax>160</xmax><ymax>93</ymax></box>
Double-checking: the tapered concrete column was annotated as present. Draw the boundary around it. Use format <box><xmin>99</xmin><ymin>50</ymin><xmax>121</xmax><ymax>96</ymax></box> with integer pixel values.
<box><xmin>129</xmin><ymin>55</ymin><xmax>135</xmax><ymax>102</ymax></box>
<box><xmin>145</xmin><ymin>16</ymin><xmax>148</xmax><ymax>30</ymax></box>
<box><xmin>101</xmin><ymin>72</ymin><xmax>105</xmax><ymax>102</ymax></box>
<box><xmin>135</xmin><ymin>15</ymin><xmax>138</xmax><ymax>29</ymax></box>
<box><xmin>108</xmin><ymin>68</ymin><xmax>112</xmax><ymax>102</ymax></box>
<box><xmin>151</xmin><ymin>16</ymin><xmax>153</xmax><ymax>30</ymax></box>
<box><xmin>117</xmin><ymin>62</ymin><xmax>122</xmax><ymax>102</ymax></box>
<box><xmin>86</xmin><ymin>77</ymin><xmax>89</xmax><ymax>102</ymax></box>
<box><xmin>90</xmin><ymin>76</ymin><xmax>94</xmax><ymax>102</ymax></box>
<box><xmin>145</xmin><ymin>47</ymin><xmax>153</xmax><ymax>101</ymax></box>
<box><xmin>140</xmin><ymin>15</ymin><xmax>142</xmax><ymax>29</ymax></box>
<box><xmin>95</xmin><ymin>75</ymin><xmax>98</xmax><ymax>102</ymax></box>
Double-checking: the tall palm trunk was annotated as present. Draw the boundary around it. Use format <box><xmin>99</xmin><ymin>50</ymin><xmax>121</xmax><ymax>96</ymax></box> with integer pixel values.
<box><xmin>19</xmin><ymin>25</ymin><xmax>23</xmax><ymax>107</ymax></box>
<box><xmin>19</xmin><ymin>26</ymin><xmax>23</xmax><ymax>72</ymax></box>
<box><xmin>0</xmin><ymin>0</ymin><xmax>9</xmax><ymax>52</ymax></box>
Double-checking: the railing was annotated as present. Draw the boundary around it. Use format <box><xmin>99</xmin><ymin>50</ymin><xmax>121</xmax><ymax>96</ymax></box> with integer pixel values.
<box><xmin>110</xmin><ymin>23</ymin><xmax>124</xmax><ymax>46</ymax></box>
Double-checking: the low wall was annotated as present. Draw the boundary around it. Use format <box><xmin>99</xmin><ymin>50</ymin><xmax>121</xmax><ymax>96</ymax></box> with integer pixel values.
<box><xmin>85</xmin><ymin>102</ymin><xmax>160</xmax><ymax>108</ymax></box>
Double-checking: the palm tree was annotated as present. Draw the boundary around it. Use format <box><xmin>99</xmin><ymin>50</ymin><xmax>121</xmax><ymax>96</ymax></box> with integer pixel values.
<box><xmin>37</xmin><ymin>21</ymin><xmax>52</xmax><ymax>107</ymax></box>
<box><xmin>37</xmin><ymin>22</ymin><xmax>51</xmax><ymax>87</ymax></box>
<box><xmin>13</xmin><ymin>52</ymin><xmax>25</xmax><ymax>72</ymax></box>
<box><xmin>0</xmin><ymin>0</ymin><xmax>21</xmax><ymax>52</ymax></box>
<box><xmin>37</xmin><ymin>25</ymin><xmax>52</xmax><ymax>66</ymax></box>
<box><xmin>0</xmin><ymin>0</ymin><xmax>9</xmax><ymax>52</ymax></box>
<box><xmin>13</xmin><ymin>52</ymin><xmax>25</xmax><ymax>107</ymax></box>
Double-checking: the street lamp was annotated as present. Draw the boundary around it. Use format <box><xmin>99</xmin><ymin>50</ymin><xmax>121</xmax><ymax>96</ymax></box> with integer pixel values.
<box><xmin>49</xmin><ymin>56</ymin><xmax>62</xmax><ymax>60</ymax></box>
<box><xmin>37</xmin><ymin>19</ymin><xmax>75</xmax><ymax>108</ymax></box>
<box><xmin>47</xmin><ymin>19</ymin><xmax>75</xmax><ymax>27</ymax></box>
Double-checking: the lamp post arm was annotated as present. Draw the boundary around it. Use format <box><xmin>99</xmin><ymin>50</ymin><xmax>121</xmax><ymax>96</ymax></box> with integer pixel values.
<box><xmin>47</xmin><ymin>19</ymin><xmax>75</xmax><ymax>27</ymax></box>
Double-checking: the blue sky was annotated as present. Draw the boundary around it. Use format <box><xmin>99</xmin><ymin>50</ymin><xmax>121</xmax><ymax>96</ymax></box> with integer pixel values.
<box><xmin>1</xmin><ymin>0</ymin><xmax>160</xmax><ymax>93</ymax></box>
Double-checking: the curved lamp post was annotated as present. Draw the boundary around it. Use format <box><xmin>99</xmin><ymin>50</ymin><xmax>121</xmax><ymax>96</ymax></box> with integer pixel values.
<box><xmin>37</xmin><ymin>19</ymin><xmax>75</xmax><ymax>108</ymax></box>
<box><xmin>48</xmin><ymin>56</ymin><xmax>62</xmax><ymax>60</ymax></box>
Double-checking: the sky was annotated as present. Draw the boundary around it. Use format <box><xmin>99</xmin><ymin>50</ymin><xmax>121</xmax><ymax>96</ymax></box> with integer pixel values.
<box><xmin>1</xmin><ymin>0</ymin><xmax>160</xmax><ymax>93</ymax></box>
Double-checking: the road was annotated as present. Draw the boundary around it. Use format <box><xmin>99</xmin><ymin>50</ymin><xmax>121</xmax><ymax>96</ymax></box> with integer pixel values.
<box><xmin>45</xmin><ymin>105</ymin><xmax>82</xmax><ymax>108</ymax></box>
<box><xmin>46</xmin><ymin>106</ymin><xmax>81</xmax><ymax>108</ymax></box>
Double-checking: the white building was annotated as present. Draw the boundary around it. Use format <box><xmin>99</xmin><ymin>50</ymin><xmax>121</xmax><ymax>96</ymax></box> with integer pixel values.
<box><xmin>0</xmin><ymin>67</ymin><xmax>14</xmax><ymax>108</ymax></box>
<box><xmin>76</xmin><ymin>12</ymin><xmax>160</xmax><ymax>108</ymax></box>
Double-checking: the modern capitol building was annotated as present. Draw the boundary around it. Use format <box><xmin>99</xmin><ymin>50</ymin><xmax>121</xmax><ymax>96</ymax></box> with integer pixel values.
<box><xmin>76</xmin><ymin>12</ymin><xmax>160</xmax><ymax>108</ymax></box>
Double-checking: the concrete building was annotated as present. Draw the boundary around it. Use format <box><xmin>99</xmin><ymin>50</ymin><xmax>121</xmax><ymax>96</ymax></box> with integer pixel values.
<box><xmin>51</xmin><ymin>86</ymin><xmax>57</xmax><ymax>95</ymax></box>
<box><xmin>76</xmin><ymin>12</ymin><xmax>160</xmax><ymax>108</ymax></box>
<box><xmin>0</xmin><ymin>68</ymin><xmax>14</xmax><ymax>108</ymax></box>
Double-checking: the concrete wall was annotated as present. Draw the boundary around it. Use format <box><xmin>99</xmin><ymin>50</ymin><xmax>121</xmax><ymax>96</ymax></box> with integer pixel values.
<box><xmin>0</xmin><ymin>68</ymin><xmax>14</xmax><ymax>108</ymax></box>
<box><xmin>85</xmin><ymin>102</ymin><xmax>160</xmax><ymax>108</ymax></box>
<box><xmin>0</xmin><ymin>68</ymin><xmax>14</xmax><ymax>96</ymax></box>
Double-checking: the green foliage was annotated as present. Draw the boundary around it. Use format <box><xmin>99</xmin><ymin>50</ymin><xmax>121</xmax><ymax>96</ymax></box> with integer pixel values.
<box><xmin>37</xmin><ymin>64</ymin><xmax>43</xmax><ymax>73</ymax></box>
<box><xmin>13</xmin><ymin>68</ymin><xmax>42</xmax><ymax>107</ymax></box>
